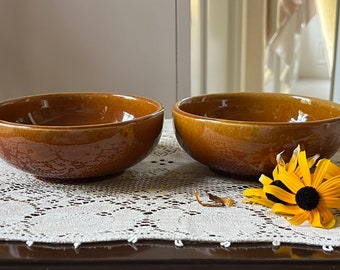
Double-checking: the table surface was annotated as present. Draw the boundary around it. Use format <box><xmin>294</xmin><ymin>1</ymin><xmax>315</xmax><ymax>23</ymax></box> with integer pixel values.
<box><xmin>1</xmin><ymin>240</ymin><xmax>340</xmax><ymax>270</ymax></box>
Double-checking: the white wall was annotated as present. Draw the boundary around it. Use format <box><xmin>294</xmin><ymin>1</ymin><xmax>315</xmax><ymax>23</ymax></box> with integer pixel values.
<box><xmin>0</xmin><ymin>0</ymin><xmax>190</xmax><ymax>117</ymax></box>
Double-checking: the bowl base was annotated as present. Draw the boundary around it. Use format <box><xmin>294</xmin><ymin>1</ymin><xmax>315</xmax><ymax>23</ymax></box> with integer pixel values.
<box><xmin>34</xmin><ymin>171</ymin><xmax>125</xmax><ymax>184</ymax></box>
<box><xmin>210</xmin><ymin>168</ymin><xmax>260</xmax><ymax>182</ymax></box>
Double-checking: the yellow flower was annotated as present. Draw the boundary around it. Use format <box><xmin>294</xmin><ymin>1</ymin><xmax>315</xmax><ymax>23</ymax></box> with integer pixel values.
<box><xmin>244</xmin><ymin>145</ymin><xmax>340</xmax><ymax>229</ymax></box>
<box><xmin>243</xmin><ymin>145</ymin><xmax>318</xmax><ymax>208</ymax></box>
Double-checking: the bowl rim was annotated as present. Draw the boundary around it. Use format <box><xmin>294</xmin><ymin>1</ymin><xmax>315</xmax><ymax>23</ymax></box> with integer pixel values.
<box><xmin>173</xmin><ymin>92</ymin><xmax>340</xmax><ymax>126</ymax></box>
<box><xmin>0</xmin><ymin>92</ymin><xmax>164</xmax><ymax>130</ymax></box>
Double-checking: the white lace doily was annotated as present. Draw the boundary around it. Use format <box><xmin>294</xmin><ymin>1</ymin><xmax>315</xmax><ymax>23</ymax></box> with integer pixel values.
<box><xmin>1</xmin><ymin>119</ymin><xmax>340</xmax><ymax>249</ymax></box>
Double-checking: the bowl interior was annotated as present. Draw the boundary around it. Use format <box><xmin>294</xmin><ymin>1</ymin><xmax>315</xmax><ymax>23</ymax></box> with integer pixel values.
<box><xmin>0</xmin><ymin>93</ymin><xmax>162</xmax><ymax>126</ymax></box>
<box><xmin>178</xmin><ymin>93</ymin><xmax>340</xmax><ymax>123</ymax></box>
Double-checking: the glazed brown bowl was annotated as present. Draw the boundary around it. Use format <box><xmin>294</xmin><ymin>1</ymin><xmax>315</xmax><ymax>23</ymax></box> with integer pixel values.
<box><xmin>173</xmin><ymin>92</ymin><xmax>340</xmax><ymax>178</ymax></box>
<box><xmin>0</xmin><ymin>92</ymin><xmax>164</xmax><ymax>180</ymax></box>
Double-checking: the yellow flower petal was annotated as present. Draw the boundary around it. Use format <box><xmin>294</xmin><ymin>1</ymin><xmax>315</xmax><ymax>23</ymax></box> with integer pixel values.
<box><xmin>243</xmin><ymin>197</ymin><xmax>274</xmax><ymax>208</ymax></box>
<box><xmin>319</xmin><ymin>198</ymin><xmax>340</xmax><ymax>209</ymax></box>
<box><xmin>318</xmin><ymin>175</ymin><xmax>340</xmax><ymax>194</ymax></box>
<box><xmin>307</xmin><ymin>154</ymin><xmax>320</xmax><ymax>168</ymax></box>
<box><xmin>272</xmin><ymin>204</ymin><xmax>302</xmax><ymax>215</ymax></box>
<box><xmin>297</xmin><ymin>150</ymin><xmax>311</xmax><ymax>186</ymax></box>
<box><xmin>317</xmin><ymin>206</ymin><xmax>337</xmax><ymax>227</ymax></box>
<box><xmin>287</xmin><ymin>211</ymin><xmax>310</xmax><ymax>226</ymax></box>
<box><xmin>243</xmin><ymin>188</ymin><xmax>265</xmax><ymax>198</ymax></box>
<box><xmin>263</xmin><ymin>185</ymin><xmax>296</xmax><ymax>204</ymax></box>
<box><xmin>259</xmin><ymin>174</ymin><xmax>273</xmax><ymax>186</ymax></box>
<box><xmin>322</xmin><ymin>161</ymin><xmax>340</xmax><ymax>179</ymax></box>
<box><xmin>294</xmin><ymin>154</ymin><xmax>320</xmax><ymax>182</ymax></box>
<box><xmin>272</xmin><ymin>166</ymin><xmax>280</xmax><ymax>180</ymax></box>
<box><xmin>319</xmin><ymin>186</ymin><xmax>340</xmax><ymax>198</ymax></box>
<box><xmin>310</xmin><ymin>208</ymin><xmax>336</xmax><ymax>229</ymax></box>
<box><xmin>312</xmin><ymin>158</ymin><xmax>330</xmax><ymax>188</ymax></box>
<box><xmin>277</xmin><ymin>170</ymin><xmax>304</xmax><ymax>194</ymax></box>
<box><xmin>276</xmin><ymin>150</ymin><xmax>287</xmax><ymax>167</ymax></box>
<box><xmin>274</xmin><ymin>151</ymin><xmax>287</xmax><ymax>178</ymax></box>
<box><xmin>287</xmin><ymin>145</ymin><xmax>300</xmax><ymax>172</ymax></box>
<box><xmin>320</xmin><ymin>190</ymin><xmax>340</xmax><ymax>200</ymax></box>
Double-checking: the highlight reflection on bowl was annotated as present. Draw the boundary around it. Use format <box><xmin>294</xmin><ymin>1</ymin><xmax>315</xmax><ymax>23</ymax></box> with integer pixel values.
<box><xmin>173</xmin><ymin>92</ymin><xmax>340</xmax><ymax>178</ymax></box>
<box><xmin>0</xmin><ymin>92</ymin><xmax>164</xmax><ymax>181</ymax></box>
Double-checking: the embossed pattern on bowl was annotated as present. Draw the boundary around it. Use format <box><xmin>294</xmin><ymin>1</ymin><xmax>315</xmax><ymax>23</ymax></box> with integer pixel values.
<box><xmin>173</xmin><ymin>92</ymin><xmax>340</xmax><ymax>178</ymax></box>
<box><xmin>0</xmin><ymin>92</ymin><xmax>164</xmax><ymax>181</ymax></box>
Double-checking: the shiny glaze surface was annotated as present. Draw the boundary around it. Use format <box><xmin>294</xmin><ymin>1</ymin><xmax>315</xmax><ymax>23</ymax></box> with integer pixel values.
<box><xmin>0</xmin><ymin>92</ymin><xmax>164</xmax><ymax>180</ymax></box>
<box><xmin>1</xmin><ymin>241</ymin><xmax>340</xmax><ymax>270</ymax></box>
<box><xmin>173</xmin><ymin>92</ymin><xmax>340</xmax><ymax>177</ymax></box>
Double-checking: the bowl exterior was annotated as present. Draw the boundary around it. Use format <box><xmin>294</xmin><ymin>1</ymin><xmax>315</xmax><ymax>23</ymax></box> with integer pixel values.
<box><xmin>0</xmin><ymin>111</ymin><xmax>163</xmax><ymax>180</ymax></box>
<box><xmin>173</xmin><ymin>107</ymin><xmax>340</xmax><ymax>177</ymax></box>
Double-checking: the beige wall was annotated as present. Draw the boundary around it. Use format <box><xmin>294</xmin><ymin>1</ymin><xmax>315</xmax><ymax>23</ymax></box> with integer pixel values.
<box><xmin>0</xmin><ymin>0</ymin><xmax>190</xmax><ymax>117</ymax></box>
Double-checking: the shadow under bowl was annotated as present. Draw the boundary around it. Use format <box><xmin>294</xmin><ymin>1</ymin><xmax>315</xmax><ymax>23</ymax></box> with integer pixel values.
<box><xmin>172</xmin><ymin>92</ymin><xmax>340</xmax><ymax>178</ymax></box>
<box><xmin>0</xmin><ymin>92</ymin><xmax>164</xmax><ymax>181</ymax></box>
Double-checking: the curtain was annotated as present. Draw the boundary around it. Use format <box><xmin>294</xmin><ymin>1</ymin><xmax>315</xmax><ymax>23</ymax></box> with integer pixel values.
<box><xmin>264</xmin><ymin>0</ymin><xmax>337</xmax><ymax>93</ymax></box>
<box><xmin>190</xmin><ymin>0</ymin><xmax>337</xmax><ymax>95</ymax></box>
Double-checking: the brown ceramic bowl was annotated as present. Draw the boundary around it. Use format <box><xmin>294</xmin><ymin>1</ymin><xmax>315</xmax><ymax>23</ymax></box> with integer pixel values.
<box><xmin>173</xmin><ymin>92</ymin><xmax>340</xmax><ymax>178</ymax></box>
<box><xmin>0</xmin><ymin>92</ymin><xmax>164</xmax><ymax>181</ymax></box>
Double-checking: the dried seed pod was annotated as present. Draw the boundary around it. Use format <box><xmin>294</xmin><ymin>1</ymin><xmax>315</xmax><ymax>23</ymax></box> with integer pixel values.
<box><xmin>194</xmin><ymin>189</ymin><xmax>234</xmax><ymax>207</ymax></box>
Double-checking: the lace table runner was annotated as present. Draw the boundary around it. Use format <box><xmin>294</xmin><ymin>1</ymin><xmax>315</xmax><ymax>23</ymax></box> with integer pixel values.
<box><xmin>1</xmin><ymin>119</ymin><xmax>340</xmax><ymax>249</ymax></box>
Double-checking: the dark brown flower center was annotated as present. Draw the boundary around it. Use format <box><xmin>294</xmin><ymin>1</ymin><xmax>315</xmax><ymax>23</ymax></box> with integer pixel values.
<box><xmin>295</xmin><ymin>186</ymin><xmax>320</xmax><ymax>211</ymax></box>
